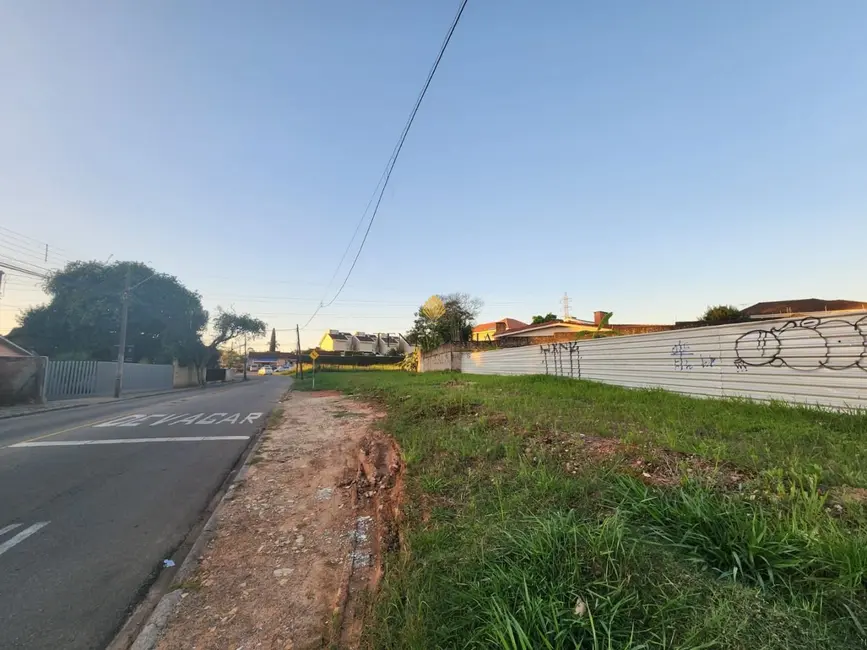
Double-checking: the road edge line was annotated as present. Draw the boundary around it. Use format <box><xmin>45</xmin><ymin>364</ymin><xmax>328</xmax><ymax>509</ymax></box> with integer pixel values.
<box><xmin>106</xmin><ymin>384</ymin><xmax>292</xmax><ymax>650</ymax></box>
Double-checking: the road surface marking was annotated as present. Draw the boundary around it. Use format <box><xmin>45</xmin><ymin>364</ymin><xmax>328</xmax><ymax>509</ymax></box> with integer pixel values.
<box><xmin>10</xmin><ymin>436</ymin><xmax>250</xmax><ymax>448</ymax></box>
<box><xmin>0</xmin><ymin>523</ymin><xmax>22</xmax><ymax>537</ymax></box>
<box><xmin>196</xmin><ymin>413</ymin><xmax>227</xmax><ymax>425</ymax></box>
<box><xmin>89</xmin><ymin>412</ymin><xmax>263</xmax><ymax>428</ymax></box>
<box><xmin>3</xmin><ymin>415</ymin><xmax>127</xmax><ymax>448</ymax></box>
<box><xmin>0</xmin><ymin>522</ymin><xmax>49</xmax><ymax>558</ymax></box>
<box><xmin>4</xmin><ymin>384</ymin><xmax>266</xmax><ymax>447</ymax></box>
<box><xmin>170</xmin><ymin>413</ymin><xmax>205</xmax><ymax>426</ymax></box>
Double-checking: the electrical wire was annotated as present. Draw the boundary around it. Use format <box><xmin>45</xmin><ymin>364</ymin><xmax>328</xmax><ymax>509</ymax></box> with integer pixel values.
<box><xmin>0</xmin><ymin>225</ymin><xmax>77</xmax><ymax>262</ymax></box>
<box><xmin>0</xmin><ymin>261</ymin><xmax>47</xmax><ymax>279</ymax></box>
<box><xmin>0</xmin><ymin>241</ymin><xmax>66</xmax><ymax>268</ymax></box>
<box><xmin>302</xmin><ymin>0</ymin><xmax>469</xmax><ymax>329</ymax></box>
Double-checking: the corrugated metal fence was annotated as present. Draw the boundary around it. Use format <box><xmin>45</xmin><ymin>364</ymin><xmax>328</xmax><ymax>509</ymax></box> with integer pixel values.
<box><xmin>458</xmin><ymin>312</ymin><xmax>867</xmax><ymax>410</ymax></box>
<box><xmin>45</xmin><ymin>360</ymin><xmax>174</xmax><ymax>400</ymax></box>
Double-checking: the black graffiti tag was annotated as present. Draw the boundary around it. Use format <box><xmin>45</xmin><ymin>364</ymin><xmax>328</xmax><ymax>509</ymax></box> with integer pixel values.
<box><xmin>540</xmin><ymin>342</ymin><xmax>580</xmax><ymax>378</ymax></box>
<box><xmin>733</xmin><ymin>316</ymin><xmax>867</xmax><ymax>372</ymax></box>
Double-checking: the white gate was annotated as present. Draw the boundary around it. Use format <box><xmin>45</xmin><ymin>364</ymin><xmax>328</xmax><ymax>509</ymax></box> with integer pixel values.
<box><xmin>44</xmin><ymin>360</ymin><xmax>99</xmax><ymax>400</ymax></box>
<box><xmin>45</xmin><ymin>360</ymin><xmax>175</xmax><ymax>400</ymax></box>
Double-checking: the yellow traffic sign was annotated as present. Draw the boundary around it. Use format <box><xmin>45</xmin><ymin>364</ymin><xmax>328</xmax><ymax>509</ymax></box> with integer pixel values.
<box><xmin>309</xmin><ymin>350</ymin><xmax>320</xmax><ymax>360</ymax></box>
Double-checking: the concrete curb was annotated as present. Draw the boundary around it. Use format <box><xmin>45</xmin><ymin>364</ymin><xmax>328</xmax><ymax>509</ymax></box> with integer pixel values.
<box><xmin>113</xmin><ymin>387</ymin><xmax>290</xmax><ymax>650</ymax></box>
<box><xmin>0</xmin><ymin>381</ymin><xmax>248</xmax><ymax>421</ymax></box>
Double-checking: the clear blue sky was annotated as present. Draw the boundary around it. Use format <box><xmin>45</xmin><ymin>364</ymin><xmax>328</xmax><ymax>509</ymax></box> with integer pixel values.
<box><xmin>1</xmin><ymin>1</ymin><xmax>865</xmax><ymax>348</ymax></box>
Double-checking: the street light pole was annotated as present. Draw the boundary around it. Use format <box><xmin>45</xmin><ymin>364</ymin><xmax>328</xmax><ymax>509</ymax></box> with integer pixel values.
<box><xmin>114</xmin><ymin>266</ymin><xmax>131</xmax><ymax>398</ymax></box>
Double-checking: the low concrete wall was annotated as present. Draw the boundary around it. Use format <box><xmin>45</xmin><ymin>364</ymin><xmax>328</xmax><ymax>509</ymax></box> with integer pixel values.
<box><xmin>0</xmin><ymin>356</ymin><xmax>46</xmax><ymax>405</ymax></box>
<box><xmin>419</xmin><ymin>349</ymin><xmax>462</xmax><ymax>372</ymax></box>
<box><xmin>173</xmin><ymin>362</ymin><xmax>203</xmax><ymax>388</ymax></box>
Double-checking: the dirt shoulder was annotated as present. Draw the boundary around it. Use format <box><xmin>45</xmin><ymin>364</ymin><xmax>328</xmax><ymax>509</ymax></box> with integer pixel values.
<box><xmin>152</xmin><ymin>390</ymin><xmax>400</xmax><ymax>650</ymax></box>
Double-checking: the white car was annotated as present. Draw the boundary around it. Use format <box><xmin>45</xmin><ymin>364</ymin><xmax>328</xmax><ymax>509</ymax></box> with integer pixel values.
<box><xmin>258</xmin><ymin>366</ymin><xmax>273</xmax><ymax>376</ymax></box>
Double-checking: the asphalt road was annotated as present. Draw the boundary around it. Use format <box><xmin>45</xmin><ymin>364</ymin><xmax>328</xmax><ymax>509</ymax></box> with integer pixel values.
<box><xmin>0</xmin><ymin>376</ymin><xmax>290</xmax><ymax>650</ymax></box>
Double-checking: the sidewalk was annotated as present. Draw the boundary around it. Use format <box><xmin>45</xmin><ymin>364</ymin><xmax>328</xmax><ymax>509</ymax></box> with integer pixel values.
<box><xmin>142</xmin><ymin>390</ymin><xmax>401</xmax><ymax>650</ymax></box>
<box><xmin>0</xmin><ymin>384</ymin><xmax>214</xmax><ymax>421</ymax></box>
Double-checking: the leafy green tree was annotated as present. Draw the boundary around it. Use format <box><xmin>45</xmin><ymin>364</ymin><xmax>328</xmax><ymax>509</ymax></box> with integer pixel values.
<box><xmin>700</xmin><ymin>305</ymin><xmax>747</xmax><ymax>324</ymax></box>
<box><xmin>406</xmin><ymin>293</ymin><xmax>482</xmax><ymax>352</ymax></box>
<box><xmin>268</xmin><ymin>328</ymin><xmax>278</xmax><ymax>352</ymax></box>
<box><xmin>205</xmin><ymin>308</ymin><xmax>267</xmax><ymax>366</ymax></box>
<box><xmin>220</xmin><ymin>348</ymin><xmax>244</xmax><ymax>369</ymax></box>
<box><xmin>531</xmin><ymin>313</ymin><xmax>558</xmax><ymax>324</ymax></box>
<box><xmin>8</xmin><ymin>261</ymin><xmax>208</xmax><ymax>363</ymax></box>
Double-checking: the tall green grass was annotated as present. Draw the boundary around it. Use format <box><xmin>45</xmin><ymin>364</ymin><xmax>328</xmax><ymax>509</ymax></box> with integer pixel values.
<box><xmin>298</xmin><ymin>371</ymin><xmax>867</xmax><ymax>487</ymax></box>
<box><xmin>296</xmin><ymin>372</ymin><xmax>867</xmax><ymax>648</ymax></box>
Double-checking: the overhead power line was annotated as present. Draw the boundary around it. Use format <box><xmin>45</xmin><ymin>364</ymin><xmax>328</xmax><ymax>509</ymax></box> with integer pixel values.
<box><xmin>0</xmin><ymin>260</ymin><xmax>48</xmax><ymax>279</ymax></box>
<box><xmin>0</xmin><ymin>225</ymin><xmax>77</xmax><ymax>262</ymax></box>
<box><xmin>302</xmin><ymin>0</ymin><xmax>469</xmax><ymax>329</ymax></box>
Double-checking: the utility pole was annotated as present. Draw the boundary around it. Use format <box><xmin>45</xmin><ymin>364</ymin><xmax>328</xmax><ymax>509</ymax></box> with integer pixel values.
<box><xmin>296</xmin><ymin>324</ymin><xmax>303</xmax><ymax>380</ymax></box>
<box><xmin>562</xmin><ymin>292</ymin><xmax>573</xmax><ymax>321</ymax></box>
<box><xmin>243</xmin><ymin>333</ymin><xmax>248</xmax><ymax>381</ymax></box>
<box><xmin>114</xmin><ymin>266</ymin><xmax>131</xmax><ymax>398</ymax></box>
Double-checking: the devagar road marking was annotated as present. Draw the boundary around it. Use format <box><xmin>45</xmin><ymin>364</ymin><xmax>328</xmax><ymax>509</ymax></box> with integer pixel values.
<box><xmin>0</xmin><ymin>522</ymin><xmax>49</xmax><ymax>558</ymax></box>
<box><xmin>11</xmin><ymin>436</ymin><xmax>250</xmax><ymax>448</ymax></box>
<box><xmin>91</xmin><ymin>412</ymin><xmax>263</xmax><ymax>428</ymax></box>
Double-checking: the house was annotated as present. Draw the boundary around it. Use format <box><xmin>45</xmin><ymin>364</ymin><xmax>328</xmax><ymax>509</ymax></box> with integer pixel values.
<box><xmin>319</xmin><ymin>330</ymin><xmax>414</xmax><ymax>355</ymax></box>
<box><xmin>592</xmin><ymin>311</ymin><xmax>674</xmax><ymax>335</ymax></box>
<box><xmin>0</xmin><ymin>335</ymin><xmax>32</xmax><ymax>357</ymax></box>
<box><xmin>384</xmin><ymin>333</ymin><xmax>415</xmax><ymax>355</ymax></box>
<box><xmin>494</xmin><ymin>318</ymin><xmax>599</xmax><ymax>341</ymax></box>
<box><xmin>395</xmin><ymin>333</ymin><xmax>415</xmax><ymax>355</ymax></box>
<box><xmin>351</xmin><ymin>332</ymin><xmax>377</xmax><ymax>355</ymax></box>
<box><xmin>319</xmin><ymin>330</ymin><xmax>353</xmax><ymax>353</ymax></box>
<box><xmin>247</xmin><ymin>351</ymin><xmax>296</xmax><ymax>370</ymax></box>
<box><xmin>471</xmin><ymin>318</ymin><xmax>528</xmax><ymax>342</ymax></box>
<box><xmin>376</xmin><ymin>333</ymin><xmax>401</xmax><ymax>355</ymax></box>
<box><xmin>742</xmin><ymin>299</ymin><xmax>867</xmax><ymax>319</ymax></box>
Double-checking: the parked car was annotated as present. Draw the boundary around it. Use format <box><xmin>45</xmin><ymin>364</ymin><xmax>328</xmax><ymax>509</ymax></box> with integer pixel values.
<box><xmin>258</xmin><ymin>366</ymin><xmax>273</xmax><ymax>376</ymax></box>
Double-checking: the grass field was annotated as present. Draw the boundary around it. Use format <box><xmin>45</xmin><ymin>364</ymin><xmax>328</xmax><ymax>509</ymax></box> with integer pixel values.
<box><xmin>296</xmin><ymin>372</ymin><xmax>867</xmax><ymax>649</ymax></box>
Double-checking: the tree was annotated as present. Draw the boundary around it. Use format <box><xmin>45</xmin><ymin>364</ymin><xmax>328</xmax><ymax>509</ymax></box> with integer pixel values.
<box><xmin>531</xmin><ymin>313</ymin><xmax>558</xmax><ymax>325</ymax></box>
<box><xmin>406</xmin><ymin>293</ymin><xmax>482</xmax><ymax>352</ymax></box>
<box><xmin>220</xmin><ymin>348</ymin><xmax>244</xmax><ymax>369</ymax></box>
<box><xmin>205</xmin><ymin>308</ymin><xmax>267</xmax><ymax>367</ymax></box>
<box><xmin>700</xmin><ymin>305</ymin><xmax>747</xmax><ymax>324</ymax></box>
<box><xmin>268</xmin><ymin>328</ymin><xmax>278</xmax><ymax>352</ymax></box>
<box><xmin>8</xmin><ymin>261</ymin><xmax>208</xmax><ymax>363</ymax></box>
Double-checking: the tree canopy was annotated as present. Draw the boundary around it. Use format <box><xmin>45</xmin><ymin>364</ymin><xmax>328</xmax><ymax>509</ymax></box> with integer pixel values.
<box><xmin>7</xmin><ymin>261</ymin><xmax>268</xmax><ymax>368</ymax></box>
<box><xmin>8</xmin><ymin>261</ymin><xmax>208</xmax><ymax>363</ymax></box>
<box><xmin>700</xmin><ymin>305</ymin><xmax>747</xmax><ymax>324</ymax></box>
<box><xmin>531</xmin><ymin>313</ymin><xmax>558</xmax><ymax>324</ymax></box>
<box><xmin>204</xmin><ymin>308</ymin><xmax>267</xmax><ymax>366</ymax></box>
<box><xmin>406</xmin><ymin>293</ymin><xmax>482</xmax><ymax>352</ymax></box>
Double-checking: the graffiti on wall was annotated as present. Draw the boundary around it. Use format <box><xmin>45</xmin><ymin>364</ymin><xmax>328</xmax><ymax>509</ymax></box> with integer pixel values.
<box><xmin>540</xmin><ymin>342</ymin><xmax>580</xmax><ymax>378</ymax></box>
<box><xmin>734</xmin><ymin>316</ymin><xmax>867</xmax><ymax>372</ymax></box>
<box><xmin>670</xmin><ymin>341</ymin><xmax>717</xmax><ymax>371</ymax></box>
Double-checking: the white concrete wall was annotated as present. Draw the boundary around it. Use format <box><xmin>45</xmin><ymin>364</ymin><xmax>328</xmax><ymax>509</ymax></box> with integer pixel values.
<box><xmin>173</xmin><ymin>362</ymin><xmax>202</xmax><ymax>388</ymax></box>
<box><xmin>0</xmin><ymin>356</ymin><xmax>46</xmax><ymax>404</ymax></box>
<box><xmin>461</xmin><ymin>312</ymin><xmax>867</xmax><ymax>410</ymax></box>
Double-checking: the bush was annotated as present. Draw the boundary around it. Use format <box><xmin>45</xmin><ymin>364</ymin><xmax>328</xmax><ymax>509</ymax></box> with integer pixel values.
<box><xmin>701</xmin><ymin>304</ymin><xmax>747</xmax><ymax>324</ymax></box>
